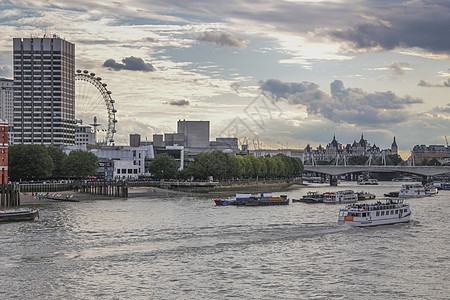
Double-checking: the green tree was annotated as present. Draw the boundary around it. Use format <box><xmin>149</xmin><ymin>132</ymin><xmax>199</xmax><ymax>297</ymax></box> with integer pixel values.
<box><xmin>386</xmin><ymin>154</ymin><xmax>403</xmax><ymax>166</ymax></box>
<box><xmin>348</xmin><ymin>156</ymin><xmax>369</xmax><ymax>165</ymax></box>
<box><xmin>427</xmin><ymin>158</ymin><xmax>441</xmax><ymax>166</ymax></box>
<box><xmin>63</xmin><ymin>150</ymin><xmax>98</xmax><ymax>178</ymax></box>
<box><xmin>47</xmin><ymin>145</ymin><xmax>67</xmax><ymax>178</ymax></box>
<box><xmin>8</xmin><ymin>144</ymin><xmax>54</xmax><ymax>181</ymax></box>
<box><xmin>148</xmin><ymin>153</ymin><xmax>179</xmax><ymax>179</ymax></box>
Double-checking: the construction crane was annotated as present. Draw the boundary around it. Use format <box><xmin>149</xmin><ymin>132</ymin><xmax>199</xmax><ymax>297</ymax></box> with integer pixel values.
<box><xmin>445</xmin><ymin>136</ymin><xmax>448</xmax><ymax>147</ymax></box>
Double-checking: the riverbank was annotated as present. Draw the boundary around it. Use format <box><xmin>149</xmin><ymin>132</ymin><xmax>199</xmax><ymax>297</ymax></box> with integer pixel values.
<box><xmin>16</xmin><ymin>181</ymin><xmax>307</xmax><ymax>205</ymax></box>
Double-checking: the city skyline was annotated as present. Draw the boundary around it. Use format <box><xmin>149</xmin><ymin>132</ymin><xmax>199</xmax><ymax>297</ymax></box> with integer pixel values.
<box><xmin>0</xmin><ymin>1</ymin><xmax>449</xmax><ymax>156</ymax></box>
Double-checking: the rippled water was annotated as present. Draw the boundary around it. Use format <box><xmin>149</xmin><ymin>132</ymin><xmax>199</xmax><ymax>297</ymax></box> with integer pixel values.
<box><xmin>1</xmin><ymin>182</ymin><xmax>449</xmax><ymax>299</ymax></box>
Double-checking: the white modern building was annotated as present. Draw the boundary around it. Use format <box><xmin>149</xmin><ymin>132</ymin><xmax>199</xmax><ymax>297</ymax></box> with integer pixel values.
<box><xmin>75</xmin><ymin>125</ymin><xmax>95</xmax><ymax>145</ymax></box>
<box><xmin>90</xmin><ymin>146</ymin><xmax>148</xmax><ymax>178</ymax></box>
<box><xmin>13</xmin><ymin>36</ymin><xmax>75</xmax><ymax>145</ymax></box>
<box><xmin>113</xmin><ymin>159</ymin><xmax>140</xmax><ymax>180</ymax></box>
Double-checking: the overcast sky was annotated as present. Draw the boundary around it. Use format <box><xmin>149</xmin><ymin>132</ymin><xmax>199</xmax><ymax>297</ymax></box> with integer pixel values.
<box><xmin>1</xmin><ymin>0</ymin><xmax>449</xmax><ymax>156</ymax></box>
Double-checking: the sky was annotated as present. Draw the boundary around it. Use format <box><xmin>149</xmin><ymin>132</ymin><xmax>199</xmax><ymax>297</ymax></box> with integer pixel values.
<box><xmin>1</xmin><ymin>0</ymin><xmax>450</xmax><ymax>157</ymax></box>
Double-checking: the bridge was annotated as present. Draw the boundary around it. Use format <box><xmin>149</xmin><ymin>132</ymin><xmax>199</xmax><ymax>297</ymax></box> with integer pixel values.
<box><xmin>303</xmin><ymin>165</ymin><xmax>450</xmax><ymax>185</ymax></box>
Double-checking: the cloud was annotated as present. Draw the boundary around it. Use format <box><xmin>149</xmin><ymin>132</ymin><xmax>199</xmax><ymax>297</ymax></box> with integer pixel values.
<box><xmin>259</xmin><ymin>79</ymin><xmax>423</xmax><ymax>126</ymax></box>
<box><xmin>196</xmin><ymin>32</ymin><xmax>245</xmax><ymax>48</ymax></box>
<box><xmin>0</xmin><ymin>65</ymin><xmax>11</xmax><ymax>77</ymax></box>
<box><xmin>418</xmin><ymin>79</ymin><xmax>450</xmax><ymax>87</ymax></box>
<box><xmin>103</xmin><ymin>56</ymin><xmax>156</xmax><ymax>72</ymax></box>
<box><xmin>322</xmin><ymin>1</ymin><xmax>450</xmax><ymax>55</ymax></box>
<box><xmin>387</xmin><ymin>61</ymin><xmax>409</xmax><ymax>76</ymax></box>
<box><xmin>168</xmin><ymin>99</ymin><xmax>190</xmax><ymax>106</ymax></box>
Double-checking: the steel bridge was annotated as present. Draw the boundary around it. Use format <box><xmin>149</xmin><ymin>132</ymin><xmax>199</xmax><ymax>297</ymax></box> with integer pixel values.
<box><xmin>303</xmin><ymin>165</ymin><xmax>450</xmax><ymax>185</ymax></box>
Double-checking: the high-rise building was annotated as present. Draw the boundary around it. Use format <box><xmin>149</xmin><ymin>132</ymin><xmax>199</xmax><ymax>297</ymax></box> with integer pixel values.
<box><xmin>0</xmin><ymin>78</ymin><xmax>14</xmax><ymax>145</ymax></box>
<box><xmin>177</xmin><ymin>120</ymin><xmax>209</xmax><ymax>148</ymax></box>
<box><xmin>13</xmin><ymin>36</ymin><xmax>75</xmax><ymax>145</ymax></box>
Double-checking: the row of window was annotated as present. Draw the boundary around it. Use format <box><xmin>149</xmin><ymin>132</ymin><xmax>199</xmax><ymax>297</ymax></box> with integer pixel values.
<box><xmin>116</xmin><ymin>169</ymin><xmax>138</xmax><ymax>174</ymax></box>
<box><xmin>349</xmin><ymin>208</ymin><xmax>408</xmax><ymax>217</ymax></box>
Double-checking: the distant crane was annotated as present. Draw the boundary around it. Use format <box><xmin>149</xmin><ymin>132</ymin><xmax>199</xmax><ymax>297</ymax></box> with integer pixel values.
<box><xmin>445</xmin><ymin>136</ymin><xmax>448</xmax><ymax>147</ymax></box>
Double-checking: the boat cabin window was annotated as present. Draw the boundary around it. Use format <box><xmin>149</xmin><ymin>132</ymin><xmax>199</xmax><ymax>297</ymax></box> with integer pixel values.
<box><xmin>362</xmin><ymin>213</ymin><xmax>366</xmax><ymax>217</ymax></box>
<box><xmin>395</xmin><ymin>210</ymin><xmax>398</xmax><ymax>214</ymax></box>
<box><xmin>391</xmin><ymin>210</ymin><xmax>394</xmax><ymax>215</ymax></box>
<box><xmin>376</xmin><ymin>212</ymin><xmax>380</xmax><ymax>216</ymax></box>
<box><xmin>386</xmin><ymin>211</ymin><xmax>389</xmax><ymax>215</ymax></box>
<box><xmin>381</xmin><ymin>211</ymin><xmax>385</xmax><ymax>216</ymax></box>
<box><xmin>404</xmin><ymin>209</ymin><xmax>408</xmax><ymax>213</ymax></box>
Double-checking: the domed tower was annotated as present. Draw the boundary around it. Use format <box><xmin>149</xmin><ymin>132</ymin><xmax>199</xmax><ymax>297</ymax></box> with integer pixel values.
<box><xmin>391</xmin><ymin>136</ymin><xmax>398</xmax><ymax>154</ymax></box>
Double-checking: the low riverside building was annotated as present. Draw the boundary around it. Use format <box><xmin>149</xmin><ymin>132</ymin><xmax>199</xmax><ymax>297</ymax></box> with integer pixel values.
<box><xmin>411</xmin><ymin>144</ymin><xmax>450</xmax><ymax>165</ymax></box>
<box><xmin>90</xmin><ymin>146</ymin><xmax>148</xmax><ymax>179</ymax></box>
<box><xmin>151</xmin><ymin>120</ymin><xmax>244</xmax><ymax>167</ymax></box>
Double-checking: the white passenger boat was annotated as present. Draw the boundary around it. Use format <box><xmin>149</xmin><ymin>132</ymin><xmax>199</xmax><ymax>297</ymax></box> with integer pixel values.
<box><xmin>398</xmin><ymin>183</ymin><xmax>426</xmax><ymax>198</ymax></box>
<box><xmin>323</xmin><ymin>190</ymin><xmax>358</xmax><ymax>204</ymax></box>
<box><xmin>338</xmin><ymin>199</ymin><xmax>410</xmax><ymax>227</ymax></box>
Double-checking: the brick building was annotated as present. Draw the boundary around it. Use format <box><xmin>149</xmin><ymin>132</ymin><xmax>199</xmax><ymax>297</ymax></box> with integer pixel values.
<box><xmin>0</xmin><ymin>119</ymin><xmax>8</xmax><ymax>183</ymax></box>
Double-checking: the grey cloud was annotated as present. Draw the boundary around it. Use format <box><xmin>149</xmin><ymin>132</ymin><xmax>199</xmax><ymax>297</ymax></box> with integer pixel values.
<box><xmin>430</xmin><ymin>104</ymin><xmax>450</xmax><ymax>114</ymax></box>
<box><xmin>259</xmin><ymin>79</ymin><xmax>423</xmax><ymax>126</ymax></box>
<box><xmin>169</xmin><ymin>100</ymin><xmax>190</xmax><ymax>106</ymax></box>
<box><xmin>323</xmin><ymin>1</ymin><xmax>450</xmax><ymax>54</ymax></box>
<box><xmin>418</xmin><ymin>79</ymin><xmax>450</xmax><ymax>87</ymax></box>
<box><xmin>196</xmin><ymin>32</ymin><xmax>245</xmax><ymax>48</ymax></box>
<box><xmin>387</xmin><ymin>61</ymin><xmax>409</xmax><ymax>76</ymax></box>
<box><xmin>103</xmin><ymin>56</ymin><xmax>156</xmax><ymax>72</ymax></box>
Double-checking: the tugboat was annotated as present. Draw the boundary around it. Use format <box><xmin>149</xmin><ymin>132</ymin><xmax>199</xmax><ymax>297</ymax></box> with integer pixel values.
<box><xmin>338</xmin><ymin>199</ymin><xmax>410</xmax><ymax>227</ymax></box>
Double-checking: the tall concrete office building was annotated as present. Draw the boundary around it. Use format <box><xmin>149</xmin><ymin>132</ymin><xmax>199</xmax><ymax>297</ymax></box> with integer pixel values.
<box><xmin>13</xmin><ymin>36</ymin><xmax>75</xmax><ymax>145</ymax></box>
<box><xmin>177</xmin><ymin>120</ymin><xmax>209</xmax><ymax>148</ymax></box>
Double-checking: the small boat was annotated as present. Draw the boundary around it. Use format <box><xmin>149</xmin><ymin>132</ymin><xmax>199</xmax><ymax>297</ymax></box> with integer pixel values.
<box><xmin>356</xmin><ymin>191</ymin><xmax>376</xmax><ymax>201</ymax></box>
<box><xmin>0</xmin><ymin>208</ymin><xmax>39</xmax><ymax>223</ymax></box>
<box><xmin>384</xmin><ymin>191</ymin><xmax>399</xmax><ymax>198</ymax></box>
<box><xmin>323</xmin><ymin>190</ymin><xmax>358</xmax><ymax>204</ymax></box>
<box><xmin>357</xmin><ymin>179</ymin><xmax>379</xmax><ymax>185</ymax></box>
<box><xmin>425</xmin><ymin>186</ymin><xmax>438</xmax><ymax>196</ymax></box>
<box><xmin>399</xmin><ymin>183</ymin><xmax>426</xmax><ymax>198</ymax></box>
<box><xmin>293</xmin><ymin>191</ymin><xmax>324</xmax><ymax>203</ymax></box>
<box><xmin>338</xmin><ymin>199</ymin><xmax>411</xmax><ymax>227</ymax></box>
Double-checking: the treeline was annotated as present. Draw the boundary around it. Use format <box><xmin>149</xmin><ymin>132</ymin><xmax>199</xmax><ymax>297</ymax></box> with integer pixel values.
<box><xmin>8</xmin><ymin>144</ymin><xmax>98</xmax><ymax>181</ymax></box>
<box><xmin>148</xmin><ymin>151</ymin><xmax>304</xmax><ymax>180</ymax></box>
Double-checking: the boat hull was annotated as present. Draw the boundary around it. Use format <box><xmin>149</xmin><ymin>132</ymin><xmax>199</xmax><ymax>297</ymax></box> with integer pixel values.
<box><xmin>338</xmin><ymin>214</ymin><xmax>410</xmax><ymax>227</ymax></box>
<box><xmin>0</xmin><ymin>209</ymin><xmax>39</xmax><ymax>223</ymax></box>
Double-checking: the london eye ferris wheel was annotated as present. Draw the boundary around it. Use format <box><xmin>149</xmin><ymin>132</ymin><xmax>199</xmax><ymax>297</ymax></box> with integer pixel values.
<box><xmin>75</xmin><ymin>69</ymin><xmax>117</xmax><ymax>145</ymax></box>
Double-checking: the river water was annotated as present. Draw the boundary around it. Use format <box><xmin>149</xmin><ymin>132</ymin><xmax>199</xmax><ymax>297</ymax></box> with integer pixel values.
<box><xmin>1</xmin><ymin>181</ymin><xmax>449</xmax><ymax>299</ymax></box>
